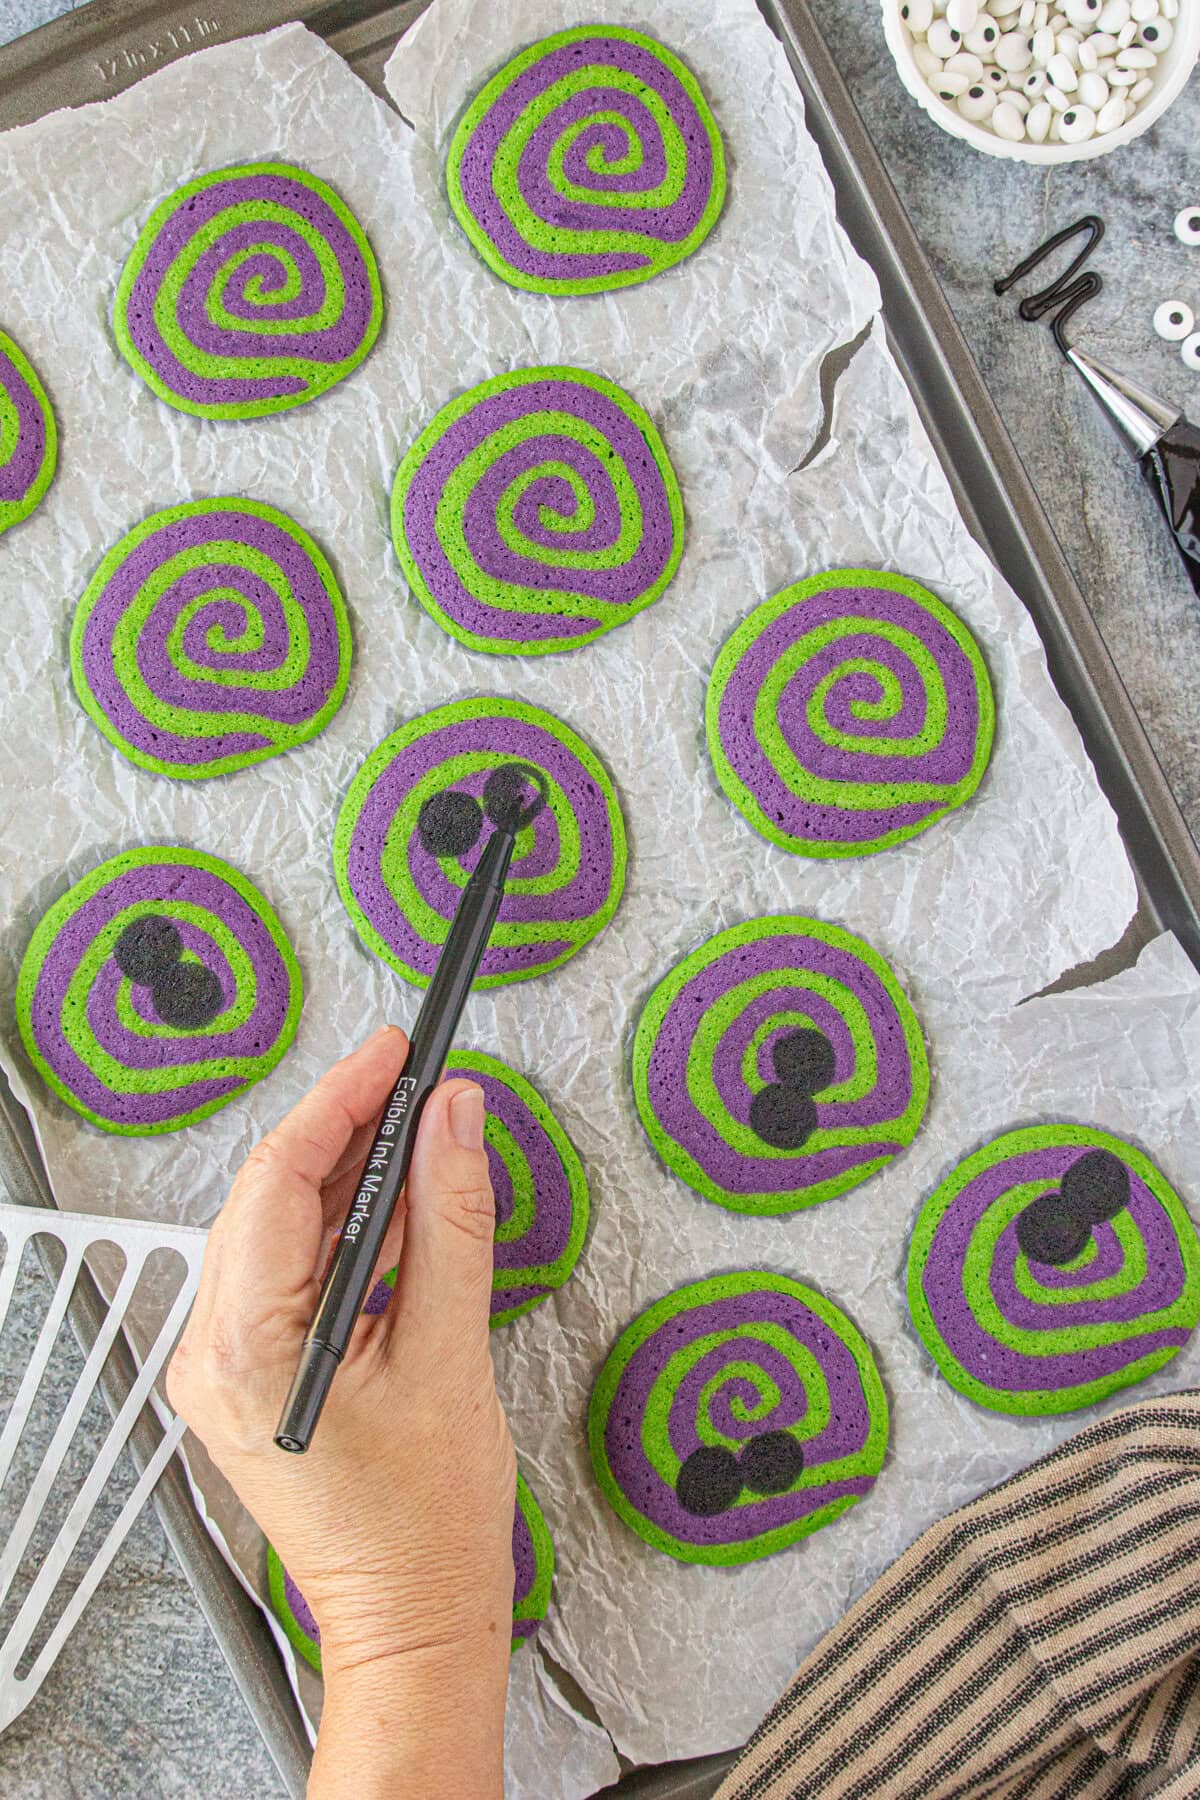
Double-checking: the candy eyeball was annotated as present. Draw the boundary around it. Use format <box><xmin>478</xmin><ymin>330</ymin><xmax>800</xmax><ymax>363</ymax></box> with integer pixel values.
<box><xmin>1175</xmin><ymin>207</ymin><xmax>1200</xmax><ymax>247</ymax></box>
<box><xmin>1139</xmin><ymin>15</ymin><xmax>1172</xmax><ymax>45</ymax></box>
<box><xmin>1154</xmin><ymin>300</ymin><xmax>1195</xmax><ymax>341</ymax></box>
<box><xmin>1181</xmin><ymin>332</ymin><xmax>1200</xmax><ymax>372</ymax></box>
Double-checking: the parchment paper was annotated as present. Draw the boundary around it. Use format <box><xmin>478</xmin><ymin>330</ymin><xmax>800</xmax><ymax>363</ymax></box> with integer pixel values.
<box><xmin>0</xmin><ymin>1</ymin><xmax>1158</xmax><ymax>1789</ymax></box>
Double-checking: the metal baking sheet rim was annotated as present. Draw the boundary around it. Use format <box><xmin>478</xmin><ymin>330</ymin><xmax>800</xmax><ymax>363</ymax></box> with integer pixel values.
<box><xmin>1</xmin><ymin>1</ymin><xmax>1199</xmax><ymax>1797</ymax></box>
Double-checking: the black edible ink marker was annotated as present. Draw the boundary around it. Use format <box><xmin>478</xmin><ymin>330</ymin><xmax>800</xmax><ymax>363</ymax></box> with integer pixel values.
<box><xmin>274</xmin><ymin>762</ymin><xmax>548</xmax><ymax>1454</ymax></box>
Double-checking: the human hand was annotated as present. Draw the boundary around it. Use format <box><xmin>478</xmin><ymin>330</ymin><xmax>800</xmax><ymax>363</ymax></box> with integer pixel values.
<box><xmin>167</xmin><ymin>1026</ymin><xmax>516</xmax><ymax>1799</ymax></box>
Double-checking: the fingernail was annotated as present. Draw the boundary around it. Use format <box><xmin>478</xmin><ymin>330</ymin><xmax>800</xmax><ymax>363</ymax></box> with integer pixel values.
<box><xmin>450</xmin><ymin>1084</ymin><xmax>485</xmax><ymax>1150</ymax></box>
<box><xmin>368</xmin><ymin>1024</ymin><xmax>397</xmax><ymax>1043</ymax></box>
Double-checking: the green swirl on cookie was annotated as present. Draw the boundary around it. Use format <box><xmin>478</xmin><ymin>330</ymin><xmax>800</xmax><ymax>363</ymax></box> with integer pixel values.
<box><xmin>0</xmin><ymin>329</ymin><xmax>56</xmax><ymax>537</ymax></box>
<box><xmin>70</xmin><ymin>499</ymin><xmax>352</xmax><ymax>780</ymax></box>
<box><xmin>391</xmin><ymin>367</ymin><xmax>683</xmax><ymax>655</ymax></box>
<box><xmin>446</xmin><ymin>27</ymin><xmax>726</xmax><ymax>296</ymax></box>
<box><xmin>113</xmin><ymin>163</ymin><xmax>382</xmax><ymax>420</ymax></box>
<box><xmin>334</xmin><ymin>697</ymin><xmax>626</xmax><ymax>988</ymax></box>
<box><xmin>706</xmin><ymin>570</ymin><xmax>995</xmax><ymax>858</ymax></box>
<box><xmin>589</xmin><ymin>1272</ymin><xmax>888</xmax><ymax>1565</ymax></box>
<box><xmin>632</xmin><ymin>916</ymin><xmax>929</xmax><ymax>1214</ymax></box>
<box><xmin>15</xmin><ymin>846</ymin><xmax>301</xmax><ymax>1135</ymax></box>
<box><xmin>907</xmin><ymin>1124</ymin><xmax>1200</xmax><ymax>1415</ymax></box>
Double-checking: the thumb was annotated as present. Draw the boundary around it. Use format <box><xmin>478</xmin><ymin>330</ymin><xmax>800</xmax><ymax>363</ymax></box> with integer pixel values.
<box><xmin>390</xmin><ymin>1078</ymin><xmax>495</xmax><ymax>1341</ymax></box>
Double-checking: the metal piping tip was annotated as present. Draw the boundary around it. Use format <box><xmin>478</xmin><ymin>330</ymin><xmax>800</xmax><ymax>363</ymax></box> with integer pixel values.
<box><xmin>1066</xmin><ymin>346</ymin><xmax>1181</xmax><ymax>458</ymax></box>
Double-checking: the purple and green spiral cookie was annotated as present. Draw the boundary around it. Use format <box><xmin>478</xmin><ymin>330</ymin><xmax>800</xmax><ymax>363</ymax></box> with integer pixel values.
<box><xmin>69</xmin><ymin>499</ymin><xmax>351</xmax><ymax>780</ymax></box>
<box><xmin>113</xmin><ymin>162</ymin><xmax>382</xmax><ymax>420</ymax></box>
<box><xmin>632</xmin><ymin>916</ymin><xmax>929</xmax><ymax>1215</ymax></box>
<box><xmin>334</xmin><ymin>697</ymin><xmax>626</xmax><ymax>988</ymax></box>
<box><xmin>0</xmin><ymin>330</ymin><xmax>56</xmax><ymax>537</ymax></box>
<box><xmin>446</xmin><ymin>27</ymin><xmax>726</xmax><ymax>297</ymax></box>
<box><xmin>706</xmin><ymin>569</ymin><xmax>995</xmax><ymax>859</ymax></box>
<box><xmin>15</xmin><ymin>846</ymin><xmax>301</xmax><ymax>1135</ymax></box>
<box><xmin>589</xmin><ymin>1272</ymin><xmax>888</xmax><ymax>1566</ymax></box>
<box><xmin>267</xmin><ymin>1472</ymin><xmax>554</xmax><ymax>1667</ymax></box>
<box><xmin>391</xmin><ymin>367</ymin><xmax>683</xmax><ymax>656</ymax></box>
<box><xmin>365</xmin><ymin>1051</ymin><xmax>589</xmax><ymax>1326</ymax></box>
<box><xmin>907</xmin><ymin>1125</ymin><xmax>1200</xmax><ymax>1416</ymax></box>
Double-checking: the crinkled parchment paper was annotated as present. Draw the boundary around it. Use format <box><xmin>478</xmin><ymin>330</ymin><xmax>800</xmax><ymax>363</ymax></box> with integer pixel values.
<box><xmin>0</xmin><ymin>0</ymin><xmax>1156</xmax><ymax>1788</ymax></box>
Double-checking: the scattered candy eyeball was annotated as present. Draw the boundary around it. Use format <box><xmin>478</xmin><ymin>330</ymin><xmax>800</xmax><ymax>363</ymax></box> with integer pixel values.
<box><xmin>1182</xmin><ymin>332</ymin><xmax>1200</xmax><ymax>373</ymax></box>
<box><xmin>1175</xmin><ymin>208</ymin><xmax>1200</xmax><ymax>248</ymax></box>
<box><xmin>1154</xmin><ymin>300</ymin><xmax>1195</xmax><ymax>341</ymax></box>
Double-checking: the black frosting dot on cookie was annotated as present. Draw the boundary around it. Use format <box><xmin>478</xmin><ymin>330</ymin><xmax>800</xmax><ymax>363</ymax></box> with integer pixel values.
<box><xmin>738</xmin><ymin>1430</ymin><xmax>805</xmax><ymax>1496</ymax></box>
<box><xmin>482</xmin><ymin>762</ymin><xmax>550</xmax><ymax>835</ymax></box>
<box><xmin>150</xmin><ymin>960</ymin><xmax>223</xmax><ymax>1029</ymax></box>
<box><xmin>675</xmin><ymin>1444</ymin><xmax>744</xmax><ymax>1516</ymax></box>
<box><xmin>1061</xmin><ymin>1148</ymin><xmax>1130</xmax><ymax>1224</ymax></box>
<box><xmin>418</xmin><ymin>789</ymin><xmax>484</xmax><ymax>858</ymax></box>
<box><xmin>1015</xmin><ymin>1189</ymin><xmax>1094</xmax><ymax>1267</ymax></box>
<box><xmin>772</xmin><ymin>1028</ymin><xmax>836</xmax><ymax>1094</ymax></box>
<box><xmin>113</xmin><ymin>915</ymin><xmax>182</xmax><ymax>984</ymax></box>
<box><xmin>748</xmin><ymin>1084</ymin><xmax>818</xmax><ymax>1151</ymax></box>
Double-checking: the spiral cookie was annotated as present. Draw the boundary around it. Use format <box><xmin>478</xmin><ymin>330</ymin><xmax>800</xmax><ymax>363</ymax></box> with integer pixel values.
<box><xmin>632</xmin><ymin>916</ymin><xmax>928</xmax><ymax>1216</ymax></box>
<box><xmin>446</xmin><ymin>27</ymin><xmax>726</xmax><ymax>296</ymax></box>
<box><xmin>365</xmin><ymin>1051</ymin><xmax>588</xmax><ymax>1325</ymax></box>
<box><xmin>267</xmin><ymin>1472</ymin><xmax>554</xmax><ymax>1668</ymax></box>
<box><xmin>0</xmin><ymin>330</ymin><xmax>56</xmax><ymax>537</ymax></box>
<box><xmin>113</xmin><ymin>162</ymin><xmax>383</xmax><ymax>420</ymax></box>
<box><xmin>391</xmin><ymin>367</ymin><xmax>683</xmax><ymax>656</ymax></box>
<box><xmin>907</xmin><ymin>1125</ymin><xmax>1200</xmax><ymax>1416</ymax></box>
<box><xmin>511</xmin><ymin>1471</ymin><xmax>556</xmax><ymax>1647</ymax></box>
<box><xmin>589</xmin><ymin>1272</ymin><xmax>888</xmax><ymax>1565</ymax></box>
<box><xmin>70</xmin><ymin>499</ymin><xmax>352</xmax><ymax>780</ymax></box>
<box><xmin>15</xmin><ymin>847</ymin><xmax>301</xmax><ymax>1135</ymax></box>
<box><xmin>466</xmin><ymin>1051</ymin><xmax>589</xmax><ymax>1324</ymax></box>
<box><xmin>706</xmin><ymin>569</ymin><xmax>995</xmax><ymax>859</ymax></box>
<box><xmin>334</xmin><ymin>697</ymin><xmax>626</xmax><ymax>988</ymax></box>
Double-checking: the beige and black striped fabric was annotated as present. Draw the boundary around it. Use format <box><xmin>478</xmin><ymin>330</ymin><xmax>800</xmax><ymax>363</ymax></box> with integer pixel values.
<box><xmin>716</xmin><ymin>1391</ymin><xmax>1200</xmax><ymax>1800</ymax></box>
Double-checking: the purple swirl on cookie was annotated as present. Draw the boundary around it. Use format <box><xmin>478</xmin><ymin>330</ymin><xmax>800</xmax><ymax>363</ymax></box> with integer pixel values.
<box><xmin>706</xmin><ymin>571</ymin><xmax>995</xmax><ymax>859</ymax></box>
<box><xmin>632</xmin><ymin>917</ymin><xmax>929</xmax><ymax>1216</ymax></box>
<box><xmin>447</xmin><ymin>29</ymin><xmax>726</xmax><ymax>295</ymax></box>
<box><xmin>588</xmin><ymin>1272</ymin><xmax>889</xmax><ymax>1565</ymax></box>
<box><xmin>391</xmin><ymin>368</ymin><xmax>683</xmax><ymax>654</ymax></box>
<box><xmin>70</xmin><ymin>500</ymin><xmax>351</xmax><ymax>779</ymax></box>
<box><xmin>364</xmin><ymin>1051</ymin><xmax>589</xmax><ymax>1326</ymax></box>
<box><xmin>0</xmin><ymin>330</ymin><xmax>56</xmax><ymax>535</ymax></box>
<box><xmin>113</xmin><ymin>163</ymin><xmax>382</xmax><ymax>419</ymax></box>
<box><xmin>907</xmin><ymin>1126</ymin><xmax>1200</xmax><ymax>1414</ymax></box>
<box><xmin>333</xmin><ymin>698</ymin><xmax>626</xmax><ymax>989</ymax></box>
<box><xmin>510</xmin><ymin>1489</ymin><xmax>541</xmax><ymax>1646</ymax></box>
<box><xmin>15</xmin><ymin>847</ymin><xmax>301</xmax><ymax>1135</ymax></box>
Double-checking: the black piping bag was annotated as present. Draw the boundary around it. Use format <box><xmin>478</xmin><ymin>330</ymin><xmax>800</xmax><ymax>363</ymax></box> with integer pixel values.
<box><xmin>997</xmin><ymin>217</ymin><xmax>1200</xmax><ymax>598</ymax></box>
<box><xmin>1066</xmin><ymin>349</ymin><xmax>1200</xmax><ymax>597</ymax></box>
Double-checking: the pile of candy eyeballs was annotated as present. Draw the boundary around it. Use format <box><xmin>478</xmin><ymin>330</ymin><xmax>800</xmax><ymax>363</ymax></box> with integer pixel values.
<box><xmin>1152</xmin><ymin>208</ymin><xmax>1200</xmax><ymax>370</ymax></box>
<box><xmin>900</xmin><ymin>0</ymin><xmax>1176</xmax><ymax>146</ymax></box>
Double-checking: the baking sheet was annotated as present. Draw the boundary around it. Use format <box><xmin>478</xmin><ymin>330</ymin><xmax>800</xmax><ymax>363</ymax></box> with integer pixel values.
<box><xmin>0</xmin><ymin>0</ymin><xmax>1153</xmax><ymax>1788</ymax></box>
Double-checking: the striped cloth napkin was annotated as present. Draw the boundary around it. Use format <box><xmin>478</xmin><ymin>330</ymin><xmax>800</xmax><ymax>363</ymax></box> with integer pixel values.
<box><xmin>716</xmin><ymin>1391</ymin><xmax>1200</xmax><ymax>1800</ymax></box>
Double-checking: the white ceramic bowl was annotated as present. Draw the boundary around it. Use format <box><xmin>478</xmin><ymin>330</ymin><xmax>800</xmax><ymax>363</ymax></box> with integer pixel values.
<box><xmin>881</xmin><ymin>0</ymin><xmax>1200</xmax><ymax>161</ymax></box>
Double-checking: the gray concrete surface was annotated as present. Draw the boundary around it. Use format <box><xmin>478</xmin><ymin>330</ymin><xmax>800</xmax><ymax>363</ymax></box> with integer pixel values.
<box><xmin>1</xmin><ymin>0</ymin><xmax>1199</xmax><ymax>1795</ymax></box>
